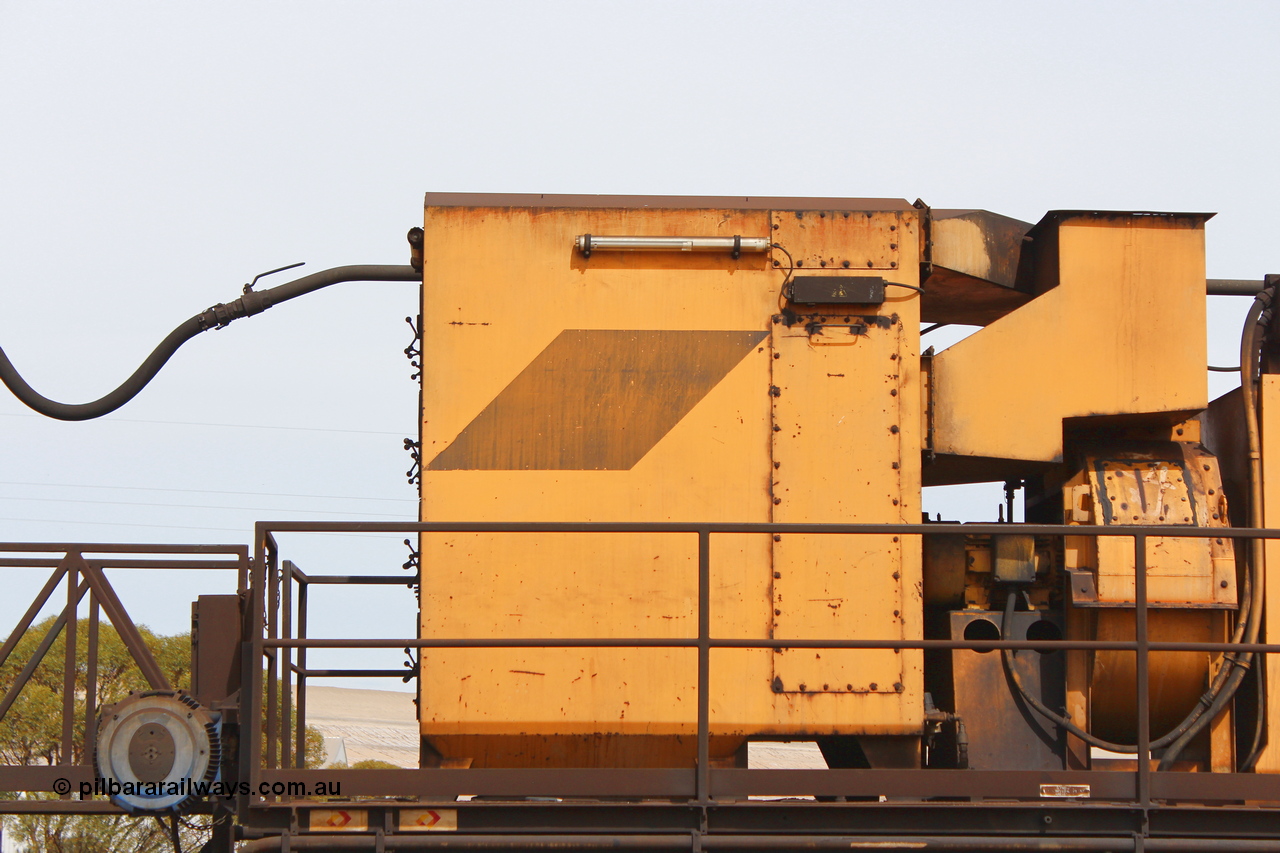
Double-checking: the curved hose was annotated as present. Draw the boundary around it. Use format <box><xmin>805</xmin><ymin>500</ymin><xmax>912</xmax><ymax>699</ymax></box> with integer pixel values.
<box><xmin>999</xmin><ymin>591</ymin><xmax>1198</xmax><ymax>753</ymax></box>
<box><xmin>1001</xmin><ymin>591</ymin><xmax>1138</xmax><ymax>753</ymax></box>
<box><xmin>1159</xmin><ymin>285</ymin><xmax>1273</xmax><ymax>769</ymax></box>
<box><xmin>0</xmin><ymin>264</ymin><xmax>419</xmax><ymax>421</ymax></box>
<box><xmin>1001</xmin><ymin>288</ymin><xmax>1274</xmax><ymax>764</ymax></box>
<box><xmin>1001</xmin><ymin>562</ymin><xmax>1253</xmax><ymax>755</ymax></box>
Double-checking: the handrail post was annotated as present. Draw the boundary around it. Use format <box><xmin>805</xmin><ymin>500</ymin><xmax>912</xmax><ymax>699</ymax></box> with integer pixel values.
<box><xmin>1134</xmin><ymin>533</ymin><xmax>1151</xmax><ymax>814</ymax></box>
<box><xmin>84</xmin><ymin>593</ymin><xmax>99</xmax><ymax>766</ymax></box>
<box><xmin>266</xmin><ymin>536</ymin><xmax>280</xmax><ymax>772</ymax></box>
<box><xmin>296</xmin><ymin>570</ymin><xmax>309</xmax><ymax>769</ymax></box>
<box><xmin>60</xmin><ymin>556</ymin><xmax>77</xmax><ymax>771</ymax></box>
<box><xmin>282</xmin><ymin>560</ymin><xmax>293</xmax><ymax>772</ymax></box>
<box><xmin>696</xmin><ymin>528</ymin><xmax>711</xmax><ymax>804</ymax></box>
<box><xmin>244</xmin><ymin>525</ymin><xmax>271</xmax><ymax>808</ymax></box>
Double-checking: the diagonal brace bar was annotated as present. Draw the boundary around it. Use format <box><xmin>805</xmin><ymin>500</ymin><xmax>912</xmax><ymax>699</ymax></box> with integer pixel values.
<box><xmin>0</xmin><ymin>563</ymin><xmax>68</xmax><ymax>672</ymax></box>
<box><xmin>76</xmin><ymin>555</ymin><xmax>171</xmax><ymax>690</ymax></box>
<box><xmin>0</xmin><ymin>577</ymin><xmax>89</xmax><ymax>726</ymax></box>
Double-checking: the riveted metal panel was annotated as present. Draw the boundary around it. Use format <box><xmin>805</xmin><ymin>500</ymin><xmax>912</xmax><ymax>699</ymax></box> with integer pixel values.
<box><xmin>771</xmin><ymin>210</ymin><xmax>904</xmax><ymax>272</ymax></box>
<box><xmin>769</xmin><ymin>317</ymin><xmax>909</xmax><ymax>698</ymax></box>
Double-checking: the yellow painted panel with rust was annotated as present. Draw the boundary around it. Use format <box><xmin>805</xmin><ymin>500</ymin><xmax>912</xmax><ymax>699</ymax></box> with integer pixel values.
<box><xmin>418</xmin><ymin>202</ymin><xmax>925</xmax><ymax>765</ymax></box>
<box><xmin>421</xmin><ymin>206</ymin><xmax>775</xmax><ymax>462</ymax></box>
<box><xmin>1083</xmin><ymin>449</ymin><xmax>1236</xmax><ymax>607</ymax></box>
<box><xmin>932</xmin><ymin>215</ymin><xmax>1208</xmax><ymax>463</ymax></box>
<box><xmin>770</xmin><ymin>317</ymin><xmax>917</xmax><ymax>699</ymax></box>
<box><xmin>1256</xmin><ymin>376</ymin><xmax>1280</xmax><ymax>773</ymax></box>
<box><xmin>770</xmin><ymin>209</ymin><xmax>903</xmax><ymax>271</ymax></box>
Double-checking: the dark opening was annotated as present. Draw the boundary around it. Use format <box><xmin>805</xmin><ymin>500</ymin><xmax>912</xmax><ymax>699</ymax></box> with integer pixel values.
<box><xmin>1025</xmin><ymin>619</ymin><xmax>1062</xmax><ymax>655</ymax></box>
<box><xmin>963</xmin><ymin>618</ymin><xmax>1000</xmax><ymax>652</ymax></box>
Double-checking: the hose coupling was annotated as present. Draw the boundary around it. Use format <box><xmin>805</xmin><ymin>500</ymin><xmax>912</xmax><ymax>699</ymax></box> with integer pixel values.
<box><xmin>198</xmin><ymin>290</ymin><xmax>268</xmax><ymax>331</ymax></box>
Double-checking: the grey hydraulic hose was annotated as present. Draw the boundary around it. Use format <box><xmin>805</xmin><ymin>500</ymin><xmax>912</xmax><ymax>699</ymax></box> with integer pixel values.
<box><xmin>0</xmin><ymin>264</ymin><xmax>419</xmax><ymax>421</ymax></box>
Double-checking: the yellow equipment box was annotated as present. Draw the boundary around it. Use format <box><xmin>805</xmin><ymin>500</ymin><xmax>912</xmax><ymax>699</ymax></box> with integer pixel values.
<box><xmin>417</xmin><ymin>194</ymin><xmax>924</xmax><ymax>767</ymax></box>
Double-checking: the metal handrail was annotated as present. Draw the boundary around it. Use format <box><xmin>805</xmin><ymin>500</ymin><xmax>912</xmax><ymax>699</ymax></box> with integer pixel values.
<box><xmin>251</xmin><ymin>520</ymin><xmax>1278</xmax><ymax>809</ymax></box>
<box><xmin>0</xmin><ymin>543</ymin><xmax>249</xmax><ymax>814</ymax></box>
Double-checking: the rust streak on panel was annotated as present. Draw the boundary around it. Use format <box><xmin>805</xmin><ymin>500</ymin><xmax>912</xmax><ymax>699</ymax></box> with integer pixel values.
<box><xmin>428</xmin><ymin>329</ymin><xmax>767</xmax><ymax>471</ymax></box>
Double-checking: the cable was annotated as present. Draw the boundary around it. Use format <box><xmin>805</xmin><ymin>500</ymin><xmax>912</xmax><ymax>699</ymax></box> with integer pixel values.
<box><xmin>997</xmin><ymin>289</ymin><xmax>1274</xmax><ymax>766</ymax></box>
<box><xmin>0</xmin><ymin>479</ymin><xmax>412</xmax><ymax>503</ymax></box>
<box><xmin>0</xmin><ymin>493</ymin><xmax>414</xmax><ymax>518</ymax></box>
<box><xmin>1159</xmin><ymin>284</ymin><xmax>1273</xmax><ymax>770</ymax></box>
<box><xmin>1243</xmin><ymin>651</ymin><xmax>1267</xmax><ymax>772</ymax></box>
<box><xmin>998</xmin><ymin>581</ymin><xmax>1249</xmax><ymax>755</ymax></box>
<box><xmin>0</xmin><ymin>264</ymin><xmax>418</xmax><ymax>421</ymax></box>
<box><xmin>1208</xmin><ymin>365</ymin><xmax>1242</xmax><ymax>372</ymax></box>
<box><xmin>885</xmin><ymin>281</ymin><xmax>925</xmax><ymax>294</ymax></box>
<box><xmin>921</xmin><ymin>323</ymin><xmax>949</xmax><ymax>336</ymax></box>
<box><xmin>1000</xmin><ymin>590</ymin><xmax>1140</xmax><ymax>753</ymax></box>
<box><xmin>771</xmin><ymin>243</ymin><xmax>796</xmax><ymax>311</ymax></box>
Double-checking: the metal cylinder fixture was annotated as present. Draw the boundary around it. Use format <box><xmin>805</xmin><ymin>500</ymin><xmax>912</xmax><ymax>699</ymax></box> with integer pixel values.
<box><xmin>575</xmin><ymin>235</ymin><xmax>770</xmax><ymax>257</ymax></box>
<box><xmin>1207</xmin><ymin>275</ymin><xmax>1280</xmax><ymax>295</ymax></box>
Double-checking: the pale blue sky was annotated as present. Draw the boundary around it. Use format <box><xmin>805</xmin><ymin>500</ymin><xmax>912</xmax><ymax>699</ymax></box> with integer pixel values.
<box><xmin>0</xmin><ymin>1</ymin><xmax>1276</xmax><ymax>685</ymax></box>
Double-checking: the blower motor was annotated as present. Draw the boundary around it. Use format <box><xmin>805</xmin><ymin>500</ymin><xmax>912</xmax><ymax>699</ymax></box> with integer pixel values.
<box><xmin>95</xmin><ymin>690</ymin><xmax>221</xmax><ymax>813</ymax></box>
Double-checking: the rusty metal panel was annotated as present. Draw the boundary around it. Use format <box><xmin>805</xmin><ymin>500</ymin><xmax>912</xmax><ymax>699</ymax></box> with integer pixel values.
<box><xmin>419</xmin><ymin>203</ymin><xmax>779</xmax><ymax>766</ymax></box>
<box><xmin>191</xmin><ymin>594</ymin><xmax>242</xmax><ymax>706</ymax></box>
<box><xmin>770</xmin><ymin>210</ymin><xmax>903</xmax><ymax>271</ymax></box>
<box><xmin>921</xmin><ymin>209</ymin><xmax>1036</xmax><ymax>326</ymax></box>
<box><xmin>766</xmin><ymin>215</ymin><xmax>924</xmax><ymax>731</ymax></box>
<box><xmin>949</xmin><ymin>610</ymin><xmax>1064</xmax><ymax>771</ymax></box>
<box><xmin>928</xmin><ymin>209</ymin><xmax>1031</xmax><ymax>290</ymax></box>
<box><xmin>1068</xmin><ymin>443</ymin><xmax>1236</xmax><ymax>607</ymax></box>
<box><xmin>419</xmin><ymin>200</ymin><xmax>926</xmax><ymax>765</ymax></box>
<box><xmin>1257</xmin><ymin>375</ymin><xmax>1280</xmax><ymax>773</ymax></box>
<box><xmin>993</xmin><ymin>535</ymin><xmax>1035</xmax><ymax>583</ymax></box>
<box><xmin>932</xmin><ymin>212</ymin><xmax>1210</xmax><ymax>466</ymax></box>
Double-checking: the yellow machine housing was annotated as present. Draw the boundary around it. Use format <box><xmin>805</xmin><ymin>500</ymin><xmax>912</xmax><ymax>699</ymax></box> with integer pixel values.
<box><xmin>416</xmin><ymin>195</ymin><xmax>1245</xmax><ymax>774</ymax></box>
<box><xmin>417</xmin><ymin>195</ymin><xmax>923</xmax><ymax>767</ymax></box>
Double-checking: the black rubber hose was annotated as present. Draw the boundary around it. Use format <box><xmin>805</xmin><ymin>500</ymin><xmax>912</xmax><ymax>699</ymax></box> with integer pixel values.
<box><xmin>1159</xmin><ymin>285</ymin><xmax>1273</xmax><ymax>770</ymax></box>
<box><xmin>1001</xmin><ymin>290</ymin><xmax>1274</xmax><ymax>764</ymax></box>
<box><xmin>1000</xmin><ymin>591</ymin><xmax>1144</xmax><ymax>754</ymax></box>
<box><xmin>0</xmin><ymin>264</ymin><xmax>419</xmax><ymax>421</ymax></box>
<box><xmin>999</xmin><ymin>579</ymin><xmax>1249</xmax><ymax>755</ymax></box>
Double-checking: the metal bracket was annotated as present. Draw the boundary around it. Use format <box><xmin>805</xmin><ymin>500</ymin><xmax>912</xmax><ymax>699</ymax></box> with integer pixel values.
<box><xmin>407</xmin><ymin>227</ymin><xmax>424</xmax><ymax>273</ymax></box>
<box><xmin>402</xmin><ymin>538</ymin><xmax>420</xmax><ymax>573</ymax></box>
<box><xmin>404</xmin><ymin>316</ymin><xmax>422</xmax><ymax>381</ymax></box>
<box><xmin>1066</xmin><ymin>567</ymin><xmax>1099</xmax><ymax>605</ymax></box>
<box><xmin>403</xmin><ymin>647</ymin><xmax>418</xmax><ymax>684</ymax></box>
<box><xmin>404</xmin><ymin>438</ymin><xmax>421</xmax><ymax>487</ymax></box>
<box><xmin>914</xmin><ymin>198</ymin><xmax>933</xmax><ymax>279</ymax></box>
<box><xmin>922</xmin><ymin>346</ymin><xmax>935</xmax><ymax>465</ymax></box>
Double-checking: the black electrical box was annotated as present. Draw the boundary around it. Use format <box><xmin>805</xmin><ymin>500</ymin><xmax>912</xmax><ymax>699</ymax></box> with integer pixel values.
<box><xmin>790</xmin><ymin>276</ymin><xmax>886</xmax><ymax>305</ymax></box>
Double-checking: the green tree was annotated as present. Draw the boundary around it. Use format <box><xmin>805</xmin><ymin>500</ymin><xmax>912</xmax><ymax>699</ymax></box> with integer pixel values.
<box><xmin>4</xmin><ymin>811</ymin><xmax>207</xmax><ymax>853</ymax></box>
<box><xmin>0</xmin><ymin>617</ymin><xmax>323</xmax><ymax>851</ymax></box>
<box><xmin>0</xmin><ymin>617</ymin><xmax>189</xmax><ymax>767</ymax></box>
<box><xmin>0</xmin><ymin>617</ymin><xmax>200</xmax><ymax>851</ymax></box>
